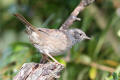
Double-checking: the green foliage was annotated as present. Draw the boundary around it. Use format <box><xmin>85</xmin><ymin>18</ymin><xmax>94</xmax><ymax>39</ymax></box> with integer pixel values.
<box><xmin>0</xmin><ymin>0</ymin><xmax>120</xmax><ymax>80</ymax></box>
<box><xmin>105</xmin><ymin>72</ymin><xmax>120</xmax><ymax>80</ymax></box>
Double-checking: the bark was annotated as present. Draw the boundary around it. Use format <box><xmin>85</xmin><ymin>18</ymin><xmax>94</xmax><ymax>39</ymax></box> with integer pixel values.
<box><xmin>13</xmin><ymin>62</ymin><xmax>64</xmax><ymax>80</ymax></box>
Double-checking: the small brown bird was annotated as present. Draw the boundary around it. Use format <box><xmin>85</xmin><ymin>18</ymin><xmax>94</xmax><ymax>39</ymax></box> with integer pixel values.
<box><xmin>14</xmin><ymin>14</ymin><xmax>90</xmax><ymax>64</ymax></box>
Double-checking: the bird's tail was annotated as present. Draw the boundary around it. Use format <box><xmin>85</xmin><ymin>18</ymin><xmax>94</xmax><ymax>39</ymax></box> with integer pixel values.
<box><xmin>14</xmin><ymin>13</ymin><xmax>36</xmax><ymax>33</ymax></box>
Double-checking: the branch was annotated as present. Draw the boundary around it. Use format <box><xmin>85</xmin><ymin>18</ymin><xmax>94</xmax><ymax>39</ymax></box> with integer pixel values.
<box><xmin>60</xmin><ymin>0</ymin><xmax>95</xmax><ymax>30</ymax></box>
<box><xmin>80</xmin><ymin>61</ymin><xmax>115</xmax><ymax>73</ymax></box>
<box><xmin>13</xmin><ymin>62</ymin><xmax>64</xmax><ymax>80</ymax></box>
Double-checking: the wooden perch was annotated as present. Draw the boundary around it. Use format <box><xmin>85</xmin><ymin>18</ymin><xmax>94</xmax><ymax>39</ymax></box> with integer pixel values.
<box><xmin>14</xmin><ymin>0</ymin><xmax>94</xmax><ymax>80</ymax></box>
<box><xmin>13</xmin><ymin>62</ymin><xmax>64</xmax><ymax>80</ymax></box>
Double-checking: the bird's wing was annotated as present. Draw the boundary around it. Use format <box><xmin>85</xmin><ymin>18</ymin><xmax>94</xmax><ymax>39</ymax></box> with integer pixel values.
<box><xmin>37</xmin><ymin>28</ymin><xmax>70</xmax><ymax>53</ymax></box>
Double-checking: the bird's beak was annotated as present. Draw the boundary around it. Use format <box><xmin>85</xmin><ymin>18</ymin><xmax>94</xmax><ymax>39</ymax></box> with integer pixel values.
<box><xmin>85</xmin><ymin>36</ymin><xmax>91</xmax><ymax>40</ymax></box>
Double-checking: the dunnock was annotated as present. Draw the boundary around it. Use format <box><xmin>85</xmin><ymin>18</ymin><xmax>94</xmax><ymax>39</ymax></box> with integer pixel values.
<box><xmin>14</xmin><ymin>14</ymin><xmax>90</xmax><ymax>63</ymax></box>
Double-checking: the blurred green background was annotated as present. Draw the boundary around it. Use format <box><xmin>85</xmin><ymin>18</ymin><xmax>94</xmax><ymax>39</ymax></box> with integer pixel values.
<box><xmin>0</xmin><ymin>0</ymin><xmax>120</xmax><ymax>80</ymax></box>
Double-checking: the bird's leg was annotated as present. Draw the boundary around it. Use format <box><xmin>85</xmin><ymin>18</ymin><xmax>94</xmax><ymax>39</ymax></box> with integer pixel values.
<box><xmin>64</xmin><ymin>50</ymin><xmax>71</xmax><ymax>62</ymax></box>
<box><xmin>45</xmin><ymin>52</ymin><xmax>59</xmax><ymax>63</ymax></box>
<box><xmin>40</xmin><ymin>54</ymin><xmax>51</xmax><ymax>64</ymax></box>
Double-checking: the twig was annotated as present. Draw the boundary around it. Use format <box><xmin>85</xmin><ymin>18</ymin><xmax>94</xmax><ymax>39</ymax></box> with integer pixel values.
<box><xmin>80</xmin><ymin>61</ymin><xmax>115</xmax><ymax>73</ymax></box>
<box><xmin>60</xmin><ymin>0</ymin><xmax>95</xmax><ymax>30</ymax></box>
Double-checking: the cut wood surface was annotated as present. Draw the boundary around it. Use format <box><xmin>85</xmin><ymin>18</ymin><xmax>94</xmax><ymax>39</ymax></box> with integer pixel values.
<box><xmin>13</xmin><ymin>62</ymin><xmax>64</xmax><ymax>80</ymax></box>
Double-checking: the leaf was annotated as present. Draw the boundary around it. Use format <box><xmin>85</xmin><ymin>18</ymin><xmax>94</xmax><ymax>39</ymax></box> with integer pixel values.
<box><xmin>89</xmin><ymin>67</ymin><xmax>97</xmax><ymax>80</ymax></box>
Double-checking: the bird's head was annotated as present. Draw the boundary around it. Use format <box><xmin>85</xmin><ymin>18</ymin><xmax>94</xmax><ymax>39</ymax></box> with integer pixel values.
<box><xmin>68</xmin><ymin>29</ymin><xmax>90</xmax><ymax>43</ymax></box>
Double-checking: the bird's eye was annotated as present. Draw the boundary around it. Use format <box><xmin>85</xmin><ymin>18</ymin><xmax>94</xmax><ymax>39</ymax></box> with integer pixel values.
<box><xmin>79</xmin><ymin>33</ymin><xmax>82</xmax><ymax>36</ymax></box>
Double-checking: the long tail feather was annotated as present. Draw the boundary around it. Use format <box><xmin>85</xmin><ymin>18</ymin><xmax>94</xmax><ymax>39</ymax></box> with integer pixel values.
<box><xmin>14</xmin><ymin>13</ymin><xmax>35</xmax><ymax>30</ymax></box>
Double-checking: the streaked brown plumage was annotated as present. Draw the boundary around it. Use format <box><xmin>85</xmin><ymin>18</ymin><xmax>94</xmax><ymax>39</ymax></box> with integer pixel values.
<box><xmin>14</xmin><ymin>14</ymin><xmax>90</xmax><ymax>63</ymax></box>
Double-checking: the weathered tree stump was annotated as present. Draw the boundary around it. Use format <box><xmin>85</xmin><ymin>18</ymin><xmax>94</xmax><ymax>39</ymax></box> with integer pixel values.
<box><xmin>13</xmin><ymin>62</ymin><xmax>64</xmax><ymax>80</ymax></box>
